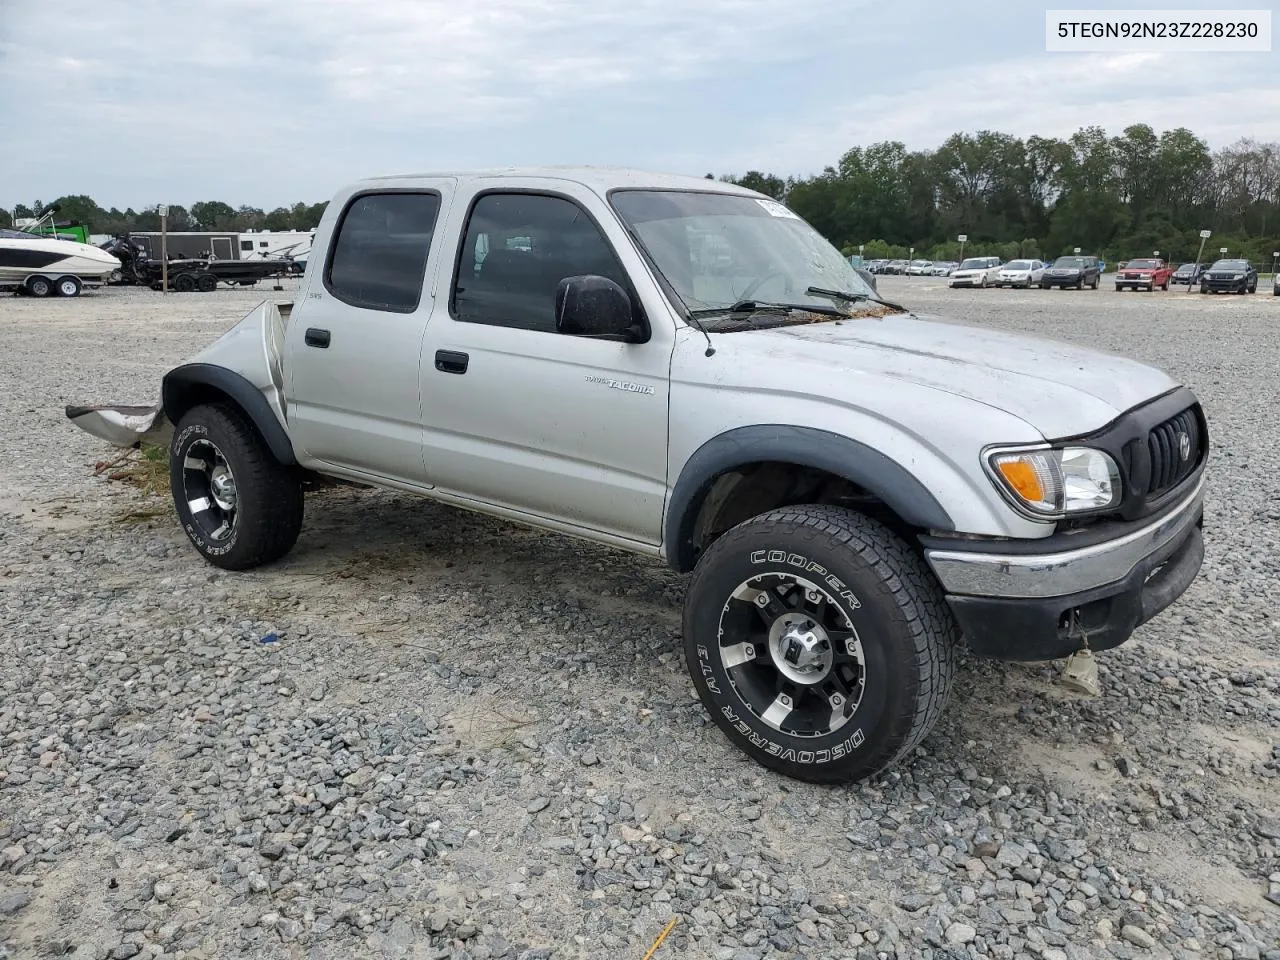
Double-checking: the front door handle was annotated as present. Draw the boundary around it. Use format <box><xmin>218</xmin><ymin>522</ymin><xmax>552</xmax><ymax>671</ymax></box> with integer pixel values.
<box><xmin>304</xmin><ymin>328</ymin><xmax>330</xmax><ymax>348</ymax></box>
<box><xmin>435</xmin><ymin>350</ymin><xmax>469</xmax><ymax>374</ymax></box>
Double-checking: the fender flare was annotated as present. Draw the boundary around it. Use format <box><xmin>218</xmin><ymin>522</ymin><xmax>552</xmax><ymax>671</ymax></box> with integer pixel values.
<box><xmin>161</xmin><ymin>362</ymin><xmax>297</xmax><ymax>465</ymax></box>
<box><xmin>663</xmin><ymin>424</ymin><xmax>954</xmax><ymax>572</ymax></box>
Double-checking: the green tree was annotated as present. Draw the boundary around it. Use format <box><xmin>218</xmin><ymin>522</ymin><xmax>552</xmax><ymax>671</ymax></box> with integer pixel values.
<box><xmin>190</xmin><ymin>201</ymin><xmax>238</xmax><ymax>230</ymax></box>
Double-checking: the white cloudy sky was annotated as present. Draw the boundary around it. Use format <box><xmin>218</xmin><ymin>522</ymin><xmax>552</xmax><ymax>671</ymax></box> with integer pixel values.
<box><xmin>0</xmin><ymin>0</ymin><xmax>1276</xmax><ymax>210</ymax></box>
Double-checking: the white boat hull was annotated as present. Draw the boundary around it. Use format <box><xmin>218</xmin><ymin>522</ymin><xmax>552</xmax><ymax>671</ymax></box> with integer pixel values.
<box><xmin>0</xmin><ymin>233</ymin><xmax>122</xmax><ymax>285</ymax></box>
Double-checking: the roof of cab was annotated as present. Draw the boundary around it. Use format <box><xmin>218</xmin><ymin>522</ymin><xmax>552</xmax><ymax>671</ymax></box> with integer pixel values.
<box><xmin>351</xmin><ymin>166</ymin><xmax>767</xmax><ymax>197</ymax></box>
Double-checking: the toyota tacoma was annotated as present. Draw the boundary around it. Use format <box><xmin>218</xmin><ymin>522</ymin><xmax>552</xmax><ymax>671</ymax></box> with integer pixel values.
<box><xmin>67</xmin><ymin>168</ymin><xmax>1209</xmax><ymax>785</ymax></box>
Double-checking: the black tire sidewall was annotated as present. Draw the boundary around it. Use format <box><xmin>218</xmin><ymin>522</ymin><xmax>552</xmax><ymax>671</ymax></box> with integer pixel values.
<box><xmin>171</xmin><ymin>418</ymin><xmax>244</xmax><ymax>561</ymax></box>
<box><xmin>685</xmin><ymin>529</ymin><xmax>920</xmax><ymax>781</ymax></box>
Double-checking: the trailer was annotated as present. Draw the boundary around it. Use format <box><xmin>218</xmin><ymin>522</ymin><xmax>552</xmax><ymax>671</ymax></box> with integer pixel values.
<box><xmin>99</xmin><ymin>236</ymin><xmax>302</xmax><ymax>292</ymax></box>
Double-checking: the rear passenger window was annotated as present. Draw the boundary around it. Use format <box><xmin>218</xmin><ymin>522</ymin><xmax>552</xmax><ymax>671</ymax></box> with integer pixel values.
<box><xmin>452</xmin><ymin>193</ymin><xmax>629</xmax><ymax>333</ymax></box>
<box><xmin>326</xmin><ymin>192</ymin><xmax>441</xmax><ymax>313</ymax></box>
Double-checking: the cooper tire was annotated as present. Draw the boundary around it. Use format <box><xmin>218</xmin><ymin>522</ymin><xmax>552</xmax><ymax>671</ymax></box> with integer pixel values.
<box><xmin>683</xmin><ymin>505</ymin><xmax>958</xmax><ymax>784</ymax></box>
<box><xmin>170</xmin><ymin>403</ymin><xmax>303</xmax><ymax>570</ymax></box>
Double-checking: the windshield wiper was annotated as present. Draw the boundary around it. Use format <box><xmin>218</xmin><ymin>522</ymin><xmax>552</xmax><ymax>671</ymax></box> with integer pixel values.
<box><xmin>689</xmin><ymin>300</ymin><xmax>847</xmax><ymax>319</ymax></box>
<box><xmin>806</xmin><ymin>285</ymin><xmax>908</xmax><ymax>313</ymax></box>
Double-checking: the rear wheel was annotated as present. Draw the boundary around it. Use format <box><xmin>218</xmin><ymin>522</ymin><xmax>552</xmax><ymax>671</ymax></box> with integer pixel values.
<box><xmin>54</xmin><ymin>276</ymin><xmax>82</xmax><ymax>297</ymax></box>
<box><xmin>172</xmin><ymin>273</ymin><xmax>197</xmax><ymax>292</ymax></box>
<box><xmin>195</xmin><ymin>273</ymin><xmax>218</xmax><ymax>293</ymax></box>
<box><xmin>26</xmin><ymin>276</ymin><xmax>53</xmax><ymax>297</ymax></box>
<box><xmin>170</xmin><ymin>403</ymin><xmax>303</xmax><ymax>570</ymax></box>
<box><xmin>683</xmin><ymin>505</ymin><xmax>958</xmax><ymax>784</ymax></box>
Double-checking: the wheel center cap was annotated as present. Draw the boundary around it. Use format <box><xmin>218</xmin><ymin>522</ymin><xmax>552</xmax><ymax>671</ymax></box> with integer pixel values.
<box><xmin>768</xmin><ymin>614</ymin><xmax>832</xmax><ymax>685</ymax></box>
<box><xmin>211</xmin><ymin>468</ymin><xmax>237</xmax><ymax>511</ymax></box>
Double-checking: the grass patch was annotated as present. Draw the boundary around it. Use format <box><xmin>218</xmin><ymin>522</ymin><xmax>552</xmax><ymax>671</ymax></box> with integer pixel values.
<box><xmin>96</xmin><ymin>443</ymin><xmax>173</xmax><ymax>523</ymax></box>
<box><xmin>95</xmin><ymin>442</ymin><xmax>170</xmax><ymax>497</ymax></box>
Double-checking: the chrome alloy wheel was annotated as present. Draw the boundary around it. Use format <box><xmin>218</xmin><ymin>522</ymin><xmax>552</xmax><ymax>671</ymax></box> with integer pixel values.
<box><xmin>717</xmin><ymin>573</ymin><xmax>866</xmax><ymax>738</ymax></box>
<box><xmin>181</xmin><ymin>439</ymin><xmax>238</xmax><ymax>542</ymax></box>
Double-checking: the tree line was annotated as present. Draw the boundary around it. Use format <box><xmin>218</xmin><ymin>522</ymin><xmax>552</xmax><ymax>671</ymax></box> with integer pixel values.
<box><xmin>0</xmin><ymin>197</ymin><xmax>329</xmax><ymax>235</ymax></box>
<box><xmin>715</xmin><ymin>125</ymin><xmax>1280</xmax><ymax>267</ymax></box>
<box><xmin>6</xmin><ymin>125</ymin><xmax>1278</xmax><ymax>267</ymax></box>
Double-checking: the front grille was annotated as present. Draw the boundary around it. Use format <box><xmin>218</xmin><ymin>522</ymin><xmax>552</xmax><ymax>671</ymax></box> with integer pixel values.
<box><xmin>1147</xmin><ymin>407</ymin><xmax>1202</xmax><ymax>499</ymax></box>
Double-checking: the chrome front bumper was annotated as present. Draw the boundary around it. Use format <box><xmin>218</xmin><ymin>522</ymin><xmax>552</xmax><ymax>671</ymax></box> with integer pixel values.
<box><xmin>925</xmin><ymin>474</ymin><xmax>1206</xmax><ymax>600</ymax></box>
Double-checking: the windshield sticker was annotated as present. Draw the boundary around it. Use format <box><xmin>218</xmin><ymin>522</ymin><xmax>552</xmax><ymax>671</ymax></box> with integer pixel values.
<box><xmin>755</xmin><ymin>199</ymin><xmax>800</xmax><ymax>219</ymax></box>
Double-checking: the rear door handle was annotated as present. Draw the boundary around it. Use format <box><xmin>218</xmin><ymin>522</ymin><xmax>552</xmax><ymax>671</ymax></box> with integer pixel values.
<box><xmin>304</xmin><ymin>328</ymin><xmax>330</xmax><ymax>348</ymax></box>
<box><xmin>435</xmin><ymin>350</ymin><xmax>469</xmax><ymax>374</ymax></box>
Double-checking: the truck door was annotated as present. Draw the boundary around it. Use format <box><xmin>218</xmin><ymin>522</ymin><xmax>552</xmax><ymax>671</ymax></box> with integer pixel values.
<box><xmin>418</xmin><ymin>183</ymin><xmax>674</xmax><ymax>547</ymax></box>
<box><xmin>284</xmin><ymin>181</ymin><xmax>455</xmax><ymax>484</ymax></box>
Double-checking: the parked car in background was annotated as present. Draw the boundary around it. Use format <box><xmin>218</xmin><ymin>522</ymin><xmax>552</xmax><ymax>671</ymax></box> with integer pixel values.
<box><xmin>884</xmin><ymin>260</ymin><xmax>908</xmax><ymax>275</ymax></box>
<box><xmin>866</xmin><ymin>259</ymin><xmax>891</xmax><ymax>274</ymax></box>
<box><xmin>1200</xmin><ymin>259</ymin><xmax>1257</xmax><ymax>294</ymax></box>
<box><xmin>995</xmin><ymin>259</ymin><xmax>1045</xmax><ymax>288</ymax></box>
<box><xmin>1115</xmin><ymin>257</ymin><xmax>1174</xmax><ymax>292</ymax></box>
<box><xmin>1274</xmin><ymin>272</ymin><xmax>1280</xmax><ymax>296</ymax></box>
<box><xmin>1171</xmin><ymin>263</ymin><xmax>1205</xmax><ymax>286</ymax></box>
<box><xmin>930</xmin><ymin>261</ymin><xmax>958</xmax><ymax>276</ymax></box>
<box><xmin>1041</xmin><ymin>255</ymin><xmax>1100</xmax><ymax>290</ymax></box>
<box><xmin>905</xmin><ymin>259</ymin><xmax>933</xmax><ymax>276</ymax></box>
<box><xmin>949</xmin><ymin>256</ymin><xmax>1003</xmax><ymax>288</ymax></box>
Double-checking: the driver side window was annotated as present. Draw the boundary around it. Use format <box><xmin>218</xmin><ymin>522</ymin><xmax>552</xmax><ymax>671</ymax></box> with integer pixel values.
<box><xmin>451</xmin><ymin>192</ymin><xmax>629</xmax><ymax>333</ymax></box>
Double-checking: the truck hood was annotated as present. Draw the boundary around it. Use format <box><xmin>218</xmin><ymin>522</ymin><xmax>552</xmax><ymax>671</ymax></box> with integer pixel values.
<box><xmin>743</xmin><ymin>313</ymin><xmax>1178</xmax><ymax>439</ymax></box>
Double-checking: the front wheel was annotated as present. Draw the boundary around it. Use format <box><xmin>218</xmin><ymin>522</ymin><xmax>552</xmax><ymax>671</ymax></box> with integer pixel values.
<box><xmin>26</xmin><ymin>276</ymin><xmax>53</xmax><ymax>297</ymax></box>
<box><xmin>170</xmin><ymin>403</ymin><xmax>303</xmax><ymax>570</ymax></box>
<box><xmin>683</xmin><ymin>505</ymin><xmax>958</xmax><ymax>784</ymax></box>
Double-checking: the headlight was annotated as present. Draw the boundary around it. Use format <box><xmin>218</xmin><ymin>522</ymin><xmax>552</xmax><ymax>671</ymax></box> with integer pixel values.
<box><xmin>1233</xmin><ymin>273</ymin><xmax>1244</xmax><ymax>279</ymax></box>
<box><xmin>987</xmin><ymin>446</ymin><xmax>1121</xmax><ymax>518</ymax></box>
<box><xmin>1139</xmin><ymin>273</ymin><xmax>1151</xmax><ymax>279</ymax></box>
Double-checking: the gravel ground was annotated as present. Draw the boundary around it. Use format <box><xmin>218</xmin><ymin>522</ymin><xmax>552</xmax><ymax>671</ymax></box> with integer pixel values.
<box><xmin>1</xmin><ymin>277</ymin><xmax>1278</xmax><ymax>960</ymax></box>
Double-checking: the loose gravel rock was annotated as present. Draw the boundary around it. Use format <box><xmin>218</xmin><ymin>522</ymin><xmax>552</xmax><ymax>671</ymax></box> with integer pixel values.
<box><xmin>1</xmin><ymin>279</ymin><xmax>1278</xmax><ymax>958</ymax></box>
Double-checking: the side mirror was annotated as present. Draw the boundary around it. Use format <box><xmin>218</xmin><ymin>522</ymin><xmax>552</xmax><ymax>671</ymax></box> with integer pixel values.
<box><xmin>555</xmin><ymin>275</ymin><xmax>643</xmax><ymax>341</ymax></box>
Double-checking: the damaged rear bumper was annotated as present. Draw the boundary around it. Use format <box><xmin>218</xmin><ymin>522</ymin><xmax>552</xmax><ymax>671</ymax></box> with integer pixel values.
<box><xmin>65</xmin><ymin>404</ymin><xmax>171</xmax><ymax>448</ymax></box>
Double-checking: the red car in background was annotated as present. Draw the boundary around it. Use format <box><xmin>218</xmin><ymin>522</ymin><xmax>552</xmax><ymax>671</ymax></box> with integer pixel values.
<box><xmin>1115</xmin><ymin>257</ymin><xmax>1174</xmax><ymax>291</ymax></box>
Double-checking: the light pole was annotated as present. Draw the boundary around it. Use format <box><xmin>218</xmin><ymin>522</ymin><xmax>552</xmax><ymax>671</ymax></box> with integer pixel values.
<box><xmin>159</xmin><ymin>205</ymin><xmax>169</xmax><ymax>294</ymax></box>
<box><xmin>1272</xmin><ymin>251</ymin><xmax>1278</xmax><ymax>277</ymax></box>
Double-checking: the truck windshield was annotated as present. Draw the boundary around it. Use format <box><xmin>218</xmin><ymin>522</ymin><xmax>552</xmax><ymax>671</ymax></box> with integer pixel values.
<box><xmin>609</xmin><ymin>190</ymin><xmax>876</xmax><ymax>319</ymax></box>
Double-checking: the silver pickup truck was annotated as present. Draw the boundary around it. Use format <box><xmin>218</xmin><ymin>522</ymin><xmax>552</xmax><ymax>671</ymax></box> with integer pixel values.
<box><xmin>69</xmin><ymin>167</ymin><xmax>1208</xmax><ymax>784</ymax></box>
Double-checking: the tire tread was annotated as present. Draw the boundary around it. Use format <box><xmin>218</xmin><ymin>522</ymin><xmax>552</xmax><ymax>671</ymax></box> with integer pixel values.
<box><xmin>172</xmin><ymin>403</ymin><xmax>303</xmax><ymax>569</ymax></box>
<box><xmin>689</xmin><ymin>504</ymin><xmax>958</xmax><ymax>782</ymax></box>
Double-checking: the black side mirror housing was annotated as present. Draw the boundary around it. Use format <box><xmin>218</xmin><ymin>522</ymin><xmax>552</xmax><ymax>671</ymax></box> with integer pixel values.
<box><xmin>555</xmin><ymin>275</ymin><xmax>644</xmax><ymax>341</ymax></box>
